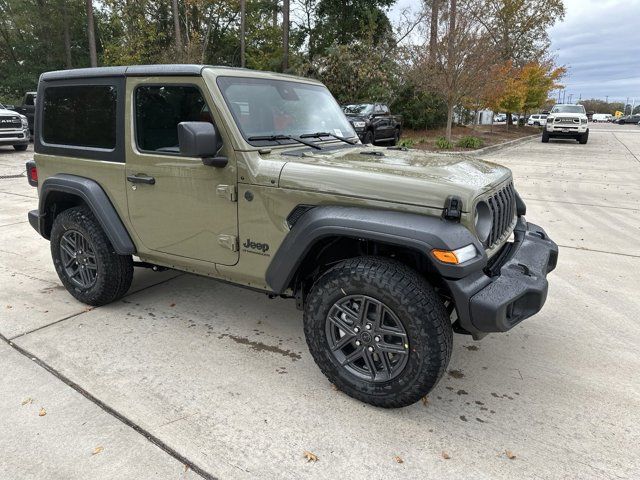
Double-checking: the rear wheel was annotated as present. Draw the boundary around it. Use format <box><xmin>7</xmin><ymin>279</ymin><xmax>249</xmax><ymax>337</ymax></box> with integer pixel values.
<box><xmin>13</xmin><ymin>145</ymin><xmax>28</xmax><ymax>151</ymax></box>
<box><xmin>304</xmin><ymin>257</ymin><xmax>452</xmax><ymax>408</ymax></box>
<box><xmin>51</xmin><ymin>206</ymin><xmax>133</xmax><ymax>306</ymax></box>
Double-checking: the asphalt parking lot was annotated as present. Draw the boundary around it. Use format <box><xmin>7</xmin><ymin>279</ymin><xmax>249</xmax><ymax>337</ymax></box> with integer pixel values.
<box><xmin>1</xmin><ymin>122</ymin><xmax>639</xmax><ymax>480</ymax></box>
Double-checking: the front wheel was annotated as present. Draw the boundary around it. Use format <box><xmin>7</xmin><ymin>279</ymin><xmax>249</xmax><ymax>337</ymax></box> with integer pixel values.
<box><xmin>304</xmin><ymin>257</ymin><xmax>453</xmax><ymax>408</ymax></box>
<box><xmin>579</xmin><ymin>131</ymin><xmax>589</xmax><ymax>144</ymax></box>
<box><xmin>51</xmin><ymin>206</ymin><xmax>133</xmax><ymax>306</ymax></box>
<box><xmin>542</xmin><ymin>130</ymin><xmax>550</xmax><ymax>143</ymax></box>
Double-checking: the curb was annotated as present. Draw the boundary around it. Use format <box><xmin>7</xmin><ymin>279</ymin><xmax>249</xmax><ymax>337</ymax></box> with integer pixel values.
<box><xmin>473</xmin><ymin>133</ymin><xmax>540</xmax><ymax>156</ymax></box>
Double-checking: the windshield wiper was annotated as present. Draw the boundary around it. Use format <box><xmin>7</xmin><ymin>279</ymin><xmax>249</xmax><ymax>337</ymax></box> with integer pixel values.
<box><xmin>247</xmin><ymin>134</ymin><xmax>322</xmax><ymax>150</ymax></box>
<box><xmin>300</xmin><ymin>132</ymin><xmax>359</xmax><ymax>145</ymax></box>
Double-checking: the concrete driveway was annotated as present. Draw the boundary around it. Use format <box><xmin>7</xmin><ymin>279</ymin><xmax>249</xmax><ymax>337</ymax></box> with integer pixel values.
<box><xmin>1</xmin><ymin>123</ymin><xmax>639</xmax><ymax>479</ymax></box>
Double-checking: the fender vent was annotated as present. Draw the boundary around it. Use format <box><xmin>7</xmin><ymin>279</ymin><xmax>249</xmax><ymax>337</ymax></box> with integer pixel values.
<box><xmin>286</xmin><ymin>205</ymin><xmax>314</xmax><ymax>228</ymax></box>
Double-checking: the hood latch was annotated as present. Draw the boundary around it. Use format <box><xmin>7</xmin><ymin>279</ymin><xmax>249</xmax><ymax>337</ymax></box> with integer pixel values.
<box><xmin>443</xmin><ymin>195</ymin><xmax>462</xmax><ymax>221</ymax></box>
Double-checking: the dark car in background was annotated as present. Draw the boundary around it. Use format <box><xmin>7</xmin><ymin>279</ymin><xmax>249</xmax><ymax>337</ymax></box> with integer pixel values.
<box><xmin>343</xmin><ymin>103</ymin><xmax>402</xmax><ymax>145</ymax></box>
<box><xmin>617</xmin><ymin>114</ymin><xmax>640</xmax><ymax>125</ymax></box>
<box><xmin>7</xmin><ymin>91</ymin><xmax>36</xmax><ymax>134</ymax></box>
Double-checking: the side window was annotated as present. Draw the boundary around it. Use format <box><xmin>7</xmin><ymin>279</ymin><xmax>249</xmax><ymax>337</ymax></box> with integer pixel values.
<box><xmin>42</xmin><ymin>85</ymin><xmax>116</xmax><ymax>149</ymax></box>
<box><xmin>381</xmin><ymin>105</ymin><xmax>390</xmax><ymax>115</ymax></box>
<box><xmin>25</xmin><ymin>94</ymin><xmax>35</xmax><ymax>106</ymax></box>
<box><xmin>135</xmin><ymin>85</ymin><xmax>212</xmax><ymax>153</ymax></box>
<box><xmin>374</xmin><ymin>104</ymin><xmax>384</xmax><ymax>115</ymax></box>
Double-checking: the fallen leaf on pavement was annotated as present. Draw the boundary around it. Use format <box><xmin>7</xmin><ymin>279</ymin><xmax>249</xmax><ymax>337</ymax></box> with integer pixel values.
<box><xmin>505</xmin><ymin>450</ymin><xmax>516</xmax><ymax>460</ymax></box>
<box><xmin>21</xmin><ymin>397</ymin><xmax>33</xmax><ymax>406</ymax></box>
<box><xmin>83</xmin><ymin>306</ymin><xmax>94</xmax><ymax>312</ymax></box>
<box><xmin>303</xmin><ymin>451</ymin><xmax>318</xmax><ymax>462</ymax></box>
<box><xmin>184</xmin><ymin>464</ymin><xmax>189</xmax><ymax>472</ymax></box>
<box><xmin>6</xmin><ymin>305</ymin><xmax>12</xmax><ymax>309</ymax></box>
<box><xmin>92</xmin><ymin>446</ymin><xmax>104</xmax><ymax>455</ymax></box>
<box><xmin>393</xmin><ymin>455</ymin><xmax>404</xmax><ymax>464</ymax></box>
<box><xmin>442</xmin><ymin>451</ymin><xmax>451</xmax><ymax>460</ymax></box>
<box><xmin>170</xmin><ymin>303</ymin><xmax>176</xmax><ymax>307</ymax></box>
<box><xmin>38</xmin><ymin>407</ymin><xmax>46</xmax><ymax>416</ymax></box>
<box><xmin>421</xmin><ymin>396</ymin><xmax>429</xmax><ymax>406</ymax></box>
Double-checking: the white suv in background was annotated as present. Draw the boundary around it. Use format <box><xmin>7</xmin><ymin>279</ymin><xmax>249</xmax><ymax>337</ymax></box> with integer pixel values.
<box><xmin>542</xmin><ymin>104</ymin><xmax>589</xmax><ymax>144</ymax></box>
<box><xmin>528</xmin><ymin>114</ymin><xmax>548</xmax><ymax>126</ymax></box>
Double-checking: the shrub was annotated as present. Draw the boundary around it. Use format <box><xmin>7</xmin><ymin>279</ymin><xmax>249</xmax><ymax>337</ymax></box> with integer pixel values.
<box><xmin>398</xmin><ymin>138</ymin><xmax>415</xmax><ymax>148</ymax></box>
<box><xmin>435</xmin><ymin>137</ymin><xmax>453</xmax><ymax>149</ymax></box>
<box><xmin>456</xmin><ymin>136</ymin><xmax>484</xmax><ymax>149</ymax></box>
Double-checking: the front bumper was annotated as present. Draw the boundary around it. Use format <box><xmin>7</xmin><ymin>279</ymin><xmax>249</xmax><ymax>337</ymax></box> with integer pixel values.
<box><xmin>446</xmin><ymin>218</ymin><xmax>558</xmax><ymax>338</ymax></box>
<box><xmin>546</xmin><ymin>123</ymin><xmax>588</xmax><ymax>136</ymax></box>
<box><xmin>0</xmin><ymin>129</ymin><xmax>30</xmax><ymax>146</ymax></box>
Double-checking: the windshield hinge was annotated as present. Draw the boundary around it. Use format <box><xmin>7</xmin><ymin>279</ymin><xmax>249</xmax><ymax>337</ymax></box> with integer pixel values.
<box><xmin>443</xmin><ymin>195</ymin><xmax>462</xmax><ymax>221</ymax></box>
<box><xmin>218</xmin><ymin>234</ymin><xmax>238</xmax><ymax>252</ymax></box>
<box><xmin>216</xmin><ymin>184</ymin><xmax>237</xmax><ymax>202</ymax></box>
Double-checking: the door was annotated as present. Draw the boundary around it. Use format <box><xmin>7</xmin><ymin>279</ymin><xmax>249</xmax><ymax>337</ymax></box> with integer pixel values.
<box><xmin>125</xmin><ymin>79</ymin><xmax>239</xmax><ymax>265</ymax></box>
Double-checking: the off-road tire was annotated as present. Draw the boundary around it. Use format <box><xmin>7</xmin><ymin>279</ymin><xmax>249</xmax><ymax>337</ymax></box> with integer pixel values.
<box><xmin>578</xmin><ymin>131</ymin><xmax>589</xmax><ymax>144</ymax></box>
<box><xmin>13</xmin><ymin>145</ymin><xmax>28</xmax><ymax>151</ymax></box>
<box><xmin>304</xmin><ymin>256</ymin><xmax>453</xmax><ymax>408</ymax></box>
<box><xmin>363</xmin><ymin>130</ymin><xmax>374</xmax><ymax>145</ymax></box>
<box><xmin>541</xmin><ymin>130</ymin><xmax>550</xmax><ymax>143</ymax></box>
<box><xmin>51</xmin><ymin>206</ymin><xmax>133</xmax><ymax>306</ymax></box>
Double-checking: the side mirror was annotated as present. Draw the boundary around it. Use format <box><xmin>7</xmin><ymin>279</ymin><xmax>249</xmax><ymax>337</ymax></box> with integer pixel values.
<box><xmin>177</xmin><ymin>121</ymin><xmax>228</xmax><ymax>167</ymax></box>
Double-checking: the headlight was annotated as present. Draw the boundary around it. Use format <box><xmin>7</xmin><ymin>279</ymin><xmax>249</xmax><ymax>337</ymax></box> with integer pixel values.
<box><xmin>547</xmin><ymin>116</ymin><xmax>555</xmax><ymax>123</ymax></box>
<box><xmin>581</xmin><ymin>118</ymin><xmax>587</xmax><ymax>124</ymax></box>
<box><xmin>352</xmin><ymin>121</ymin><xmax>366</xmax><ymax>128</ymax></box>
<box><xmin>474</xmin><ymin>201</ymin><xmax>492</xmax><ymax>244</ymax></box>
<box><xmin>21</xmin><ymin>117</ymin><xmax>28</xmax><ymax>127</ymax></box>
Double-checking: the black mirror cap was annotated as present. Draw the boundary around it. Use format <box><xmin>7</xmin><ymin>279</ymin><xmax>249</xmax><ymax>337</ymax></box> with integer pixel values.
<box><xmin>177</xmin><ymin>121</ymin><xmax>220</xmax><ymax>158</ymax></box>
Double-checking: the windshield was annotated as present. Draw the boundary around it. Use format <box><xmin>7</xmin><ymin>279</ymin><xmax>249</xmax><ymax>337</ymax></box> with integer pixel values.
<box><xmin>343</xmin><ymin>104</ymin><xmax>373</xmax><ymax>115</ymax></box>
<box><xmin>0</xmin><ymin>103</ymin><xmax>5</xmax><ymax>109</ymax></box>
<box><xmin>551</xmin><ymin>105</ymin><xmax>586</xmax><ymax>114</ymax></box>
<box><xmin>217</xmin><ymin>76</ymin><xmax>356</xmax><ymax>146</ymax></box>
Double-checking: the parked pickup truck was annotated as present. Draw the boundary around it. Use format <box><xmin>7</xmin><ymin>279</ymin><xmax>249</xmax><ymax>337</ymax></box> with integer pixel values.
<box><xmin>26</xmin><ymin>65</ymin><xmax>558</xmax><ymax>408</ymax></box>
<box><xmin>343</xmin><ymin>103</ymin><xmax>402</xmax><ymax>145</ymax></box>
<box><xmin>0</xmin><ymin>102</ymin><xmax>30</xmax><ymax>151</ymax></box>
<box><xmin>8</xmin><ymin>91</ymin><xmax>37</xmax><ymax>134</ymax></box>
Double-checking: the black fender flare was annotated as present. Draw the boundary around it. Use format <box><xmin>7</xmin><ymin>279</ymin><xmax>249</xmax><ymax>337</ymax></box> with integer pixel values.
<box><xmin>265</xmin><ymin>206</ymin><xmax>487</xmax><ymax>294</ymax></box>
<box><xmin>38</xmin><ymin>174</ymin><xmax>136</xmax><ymax>255</ymax></box>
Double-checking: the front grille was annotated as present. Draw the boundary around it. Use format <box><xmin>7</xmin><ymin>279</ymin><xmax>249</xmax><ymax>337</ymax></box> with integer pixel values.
<box><xmin>0</xmin><ymin>133</ymin><xmax>24</xmax><ymax>139</ymax></box>
<box><xmin>486</xmin><ymin>182</ymin><xmax>516</xmax><ymax>247</ymax></box>
<box><xmin>0</xmin><ymin>115</ymin><xmax>22</xmax><ymax>128</ymax></box>
<box><xmin>556</xmin><ymin>117</ymin><xmax>579</xmax><ymax>124</ymax></box>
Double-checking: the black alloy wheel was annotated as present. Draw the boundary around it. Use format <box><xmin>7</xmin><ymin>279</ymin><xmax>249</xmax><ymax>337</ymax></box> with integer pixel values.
<box><xmin>325</xmin><ymin>295</ymin><xmax>409</xmax><ymax>382</ymax></box>
<box><xmin>59</xmin><ymin>230</ymin><xmax>98</xmax><ymax>289</ymax></box>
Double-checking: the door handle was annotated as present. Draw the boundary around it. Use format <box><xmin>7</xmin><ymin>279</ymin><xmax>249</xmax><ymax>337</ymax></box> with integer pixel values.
<box><xmin>127</xmin><ymin>174</ymin><xmax>155</xmax><ymax>185</ymax></box>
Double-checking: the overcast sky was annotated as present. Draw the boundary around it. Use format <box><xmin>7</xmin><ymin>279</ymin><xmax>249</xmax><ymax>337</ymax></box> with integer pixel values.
<box><xmin>391</xmin><ymin>0</ymin><xmax>640</xmax><ymax>102</ymax></box>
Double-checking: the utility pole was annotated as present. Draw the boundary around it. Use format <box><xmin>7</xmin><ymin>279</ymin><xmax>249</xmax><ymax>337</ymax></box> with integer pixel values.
<box><xmin>282</xmin><ymin>0</ymin><xmax>290</xmax><ymax>71</ymax></box>
<box><xmin>605</xmin><ymin>96</ymin><xmax>609</xmax><ymax>104</ymax></box>
<box><xmin>240</xmin><ymin>0</ymin><xmax>246</xmax><ymax>68</ymax></box>
<box><xmin>568</xmin><ymin>93</ymin><xmax>573</xmax><ymax>104</ymax></box>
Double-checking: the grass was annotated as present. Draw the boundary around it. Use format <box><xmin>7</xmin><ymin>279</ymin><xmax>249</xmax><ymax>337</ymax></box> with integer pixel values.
<box><xmin>401</xmin><ymin>124</ymin><xmax>539</xmax><ymax>151</ymax></box>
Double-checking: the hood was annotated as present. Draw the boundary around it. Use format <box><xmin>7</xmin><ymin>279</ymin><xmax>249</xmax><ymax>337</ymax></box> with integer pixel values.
<box><xmin>278</xmin><ymin>145</ymin><xmax>511</xmax><ymax>212</ymax></box>
<box><xmin>549</xmin><ymin>111</ymin><xmax>587</xmax><ymax>119</ymax></box>
<box><xmin>0</xmin><ymin>108</ymin><xmax>25</xmax><ymax>118</ymax></box>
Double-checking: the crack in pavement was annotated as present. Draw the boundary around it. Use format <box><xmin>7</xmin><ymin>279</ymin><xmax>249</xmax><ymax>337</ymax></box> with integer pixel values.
<box><xmin>557</xmin><ymin>243</ymin><xmax>640</xmax><ymax>259</ymax></box>
<box><xmin>7</xmin><ymin>272</ymin><xmax>186</xmax><ymax>341</ymax></box>
<box><xmin>613</xmin><ymin>133</ymin><xmax>640</xmax><ymax>164</ymax></box>
<box><xmin>0</xmin><ymin>333</ymin><xmax>217</xmax><ymax>480</ymax></box>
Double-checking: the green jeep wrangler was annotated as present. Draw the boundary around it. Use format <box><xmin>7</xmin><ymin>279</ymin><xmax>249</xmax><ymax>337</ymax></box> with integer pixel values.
<box><xmin>26</xmin><ymin>65</ymin><xmax>558</xmax><ymax>408</ymax></box>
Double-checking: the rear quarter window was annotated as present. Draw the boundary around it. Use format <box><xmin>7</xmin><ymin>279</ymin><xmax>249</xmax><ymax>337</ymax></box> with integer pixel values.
<box><xmin>42</xmin><ymin>85</ymin><xmax>117</xmax><ymax>149</ymax></box>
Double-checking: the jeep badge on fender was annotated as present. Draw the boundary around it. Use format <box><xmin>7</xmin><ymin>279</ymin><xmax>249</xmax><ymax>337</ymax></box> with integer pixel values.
<box><xmin>26</xmin><ymin>65</ymin><xmax>558</xmax><ymax>408</ymax></box>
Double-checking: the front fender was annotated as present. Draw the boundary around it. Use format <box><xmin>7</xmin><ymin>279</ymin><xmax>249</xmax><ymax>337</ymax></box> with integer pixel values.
<box><xmin>265</xmin><ymin>206</ymin><xmax>487</xmax><ymax>294</ymax></box>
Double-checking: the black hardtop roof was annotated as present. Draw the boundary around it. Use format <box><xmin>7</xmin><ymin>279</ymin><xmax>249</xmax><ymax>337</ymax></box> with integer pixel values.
<box><xmin>40</xmin><ymin>64</ymin><xmax>244</xmax><ymax>81</ymax></box>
